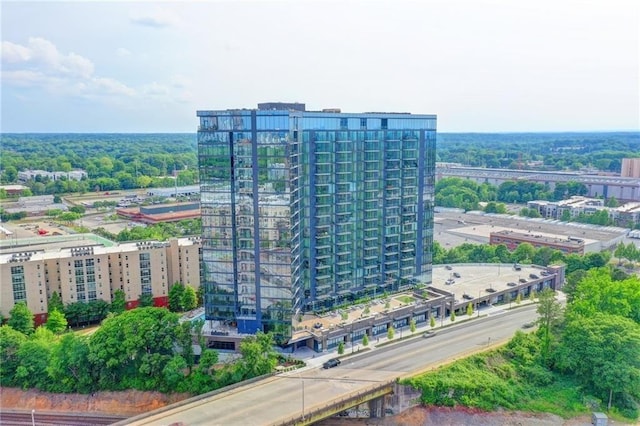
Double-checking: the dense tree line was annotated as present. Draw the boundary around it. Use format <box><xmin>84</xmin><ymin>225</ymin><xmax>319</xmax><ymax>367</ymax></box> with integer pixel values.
<box><xmin>406</xmin><ymin>267</ymin><xmax>640</xmax><ymax>419</ymax></box>
<box><xmin>436</xmin><ymin>177</ymin><xmax>589</xmax><ymax>211</ymax></box>
<box><xmin>0</xmin><ymin>306</ymin><xmax>281</xmax><ymax>395</ymax></box>
<box><xmin>433</xmin><ymin>240</ymin><xmax>611</xmax><ymax>274</ymax></box>
<box><xmin>0</xmin><ymin>134</ymin><xmax>198</xmax><ymax>194</ymax></box>
<box><xmin>2</xmin><ymin>132</ymin><xmax>638</xmax><ymax>196</ymax></box>
<box><xmin>437</xmin><ymin>132</ymin><xmax>639</xmax><ymax>172</ymax></box>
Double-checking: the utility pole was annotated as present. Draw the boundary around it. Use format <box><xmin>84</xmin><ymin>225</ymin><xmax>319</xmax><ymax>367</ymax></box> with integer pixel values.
<box><xmin>301</xmin><ymin>380</ymin><xmax>305</xmax><ymax>421</ymax></box>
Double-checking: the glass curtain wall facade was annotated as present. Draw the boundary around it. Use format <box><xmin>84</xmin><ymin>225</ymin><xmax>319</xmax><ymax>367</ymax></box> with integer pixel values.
<box><xmin>198</xmin><ymin>106</ymin><xmax>436</xmax><ymax>344</ymax></box>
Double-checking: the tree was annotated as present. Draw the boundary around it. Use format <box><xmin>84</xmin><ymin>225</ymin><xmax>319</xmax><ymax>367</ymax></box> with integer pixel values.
<box><xmin>168</xmin><ymin>283</ymin><xmax>185</xmax><ymax>312</ymax></box>
<box><xmin>362</xmin><ymin>334</ymin><xmax>369</xmax><ymax>347</ymax></box>
<box><xmin>529</xmin><ymin>289</ymin><xmax>537</xmax><ymax>301</ymax></box>
<box><xmin>237</xmin><ymin>332</ymin><xmax>278</xmax><ymax>379</ymax></box>
<box><xmin>511</xmin><ymin>243</ymin><xmax>535</xmax><ymax>264</ymax></box>
<box><xmin>583</xmin><ymin>251</ymin><xmax>611</xmax><ymax>269</ymax></box>
<box><xmin>387</xmin><ymin>326</ymin><xmax>395</xmax><ymax>340</ymax></box>
<box><xmin>69</xmin><ymin>205</ymin><xmax>86</xmax><ymax>214</ymax></box>
<box><xmin>466</xmin><ymin>303</ymin><xmax>473</xmax><ymax>316</ymax></box>
<box><xmin>605</xmin><ymin>197</ymin><xmax>619</xmax><ymax>208</ymax></box>
<box><xmin>484</xmin><ymin>202</ymin><xmax>507</xmax><ymax>214</ymax></box>
<box><xmin>47</xmin><ymin>292</ymin><xmax>64</xmax><ymax>314</ymax></box>
<box><xmin>64</xmin><ymin>302</ymin><xmax>87</xmax><ymax>327</ymax></box>
<box><xmin>515</xmin><ymin>293</ymin><xmax>522</xmax><ymax>305</ymax></box>
<box><xmin>532</xmin><ymin>247</ymin><xmax>557</xmax><ymax>267</ymax></box>
<box><xmin>556</xmin><ymin>313</ymin><xmax>640</xmax><ymax>410</ymax></box>
<box><xmin>138</xmin><ymin>293</ymin><xmax>154</xmax><ymax>308</ymax></box>
<box><xmin>110</xmin><ymin>289</ymin><xmax>126</xmax><ymax>314</ymax></box>
<box><xmin>450</xmin><ymin>311</ymin><xmax>456</xmax><ymax>322</ymax></box>
<box><xmin>176</xmin><ymin>321</ymin><xmax>195</xmax><ymax>372</ymax></box>
<box><xmin>198</xmin><ymin>349</ymin><xmax>219</xmax><ymax>372</ymax></box>
<box><xmin>337</xmin><ymin>341</ymin><xmax>345</xmax><ymax>355</ymax></box>
<box><xmin>162</xmin><ymin>355</ymin><xmax>188</xmax><ymax>391</ymax></box>
<box><xmin>88</xmin><ymin>307</ymin><xmax>180</xmax><ymax>390</ymax></box>
<box><xmin>615</xmin><ymin>242</ymin><xmax>628</xmax><ymax>265</ymax></box>
<box><xmin>47</xmin><ymin>333</ymin><xmax>93</xmax><ymax>393</ymax></box>
<box><xmin>569</xmin><ymin>268</ymin><xmax>640</xmax><ymax>323</ymax></box>
<box><xmin>45</xmin><ymin>308</ymin><xmax>68</xmax><ymax>334</ymax></box>
<box><xmin>430</xmin><ymin>315</ymin><xmax>436</xmax><ymax>328</ymax></box>
<box><xmin>182</xmin><ymin>286</ymin><xmax>198</xmax><ymax>311</ymax></box>
<box><xmin>15</xmin><ymin>328</ymin><xmax>54</xmax><ymax>390</ymax></box>
<box><xmin>536</xmin><ymin>289</ymin><xmax>563</xmax><ymax>364</ymax></box>
<box><xmin>8</xmin><ymin>302</ymin><xmax>34</xmax><ymax>335</ymax></box>
<box><xmin>196</xmin><ymin>285</ymin><xmax>205</xmax><ymax>307</ymax></box>
<box><xmin>410</xmin><ymin>319</ymin><xmax>416</xmax><ymax>334</ymax></box>
<box><xmin>0</xmin><ymin>325</ymin><xmax>27</xmax><ymax>386</ymax></box>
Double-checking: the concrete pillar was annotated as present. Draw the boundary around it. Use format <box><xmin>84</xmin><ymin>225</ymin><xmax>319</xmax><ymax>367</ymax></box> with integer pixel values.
<box><xmin>368</xmin><ymin>396</ymin><xmax>385</xmax><ymax>418</ymax></box>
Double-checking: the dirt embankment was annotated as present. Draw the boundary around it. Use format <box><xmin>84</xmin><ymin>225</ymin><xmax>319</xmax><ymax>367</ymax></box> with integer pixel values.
<box><xmin>318</xmin><ymin>406</ymin><xmax>596</xmax><ymax>426</ymax></box>
<box><xmin>0</xmin><ymin>387</ymin><xmax>191</xmax><ymax>416</ymax></box>
<box><xmin>0</xmin><ymin>389</ymin><xmax>610</xmax><ymax>425</ymax></box>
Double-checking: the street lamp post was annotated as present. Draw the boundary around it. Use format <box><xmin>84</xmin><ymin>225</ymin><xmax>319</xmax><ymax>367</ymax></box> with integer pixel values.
<box><xmin>301</xmin><ymin>380</ymin><xmax>305</xmax><ymax>421</ymax></box>
<box><xmin>31</xmin><ymin>409</ymin><xmax>35</xmax><ymax>426</ymax></box>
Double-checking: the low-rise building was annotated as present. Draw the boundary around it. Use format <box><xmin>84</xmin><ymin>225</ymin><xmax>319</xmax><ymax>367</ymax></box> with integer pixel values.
<box><xmin>18</xmin><ymin>169</ymin><xmax>87</xmax><ymax>182</ymax></box>
<box><xmin>116</xmin><ymin>202</ymin><xmax>201</xmax><ymax>224</ymax></box>
<box><xmin>528</xmin><ymin>196</ymin><xmax>640</xmax><ymax>228</ymax></box>
<box><xmin>490</xmin><ymin>229</ymin><xmax>585</xmax><ymax>254</ymax></box>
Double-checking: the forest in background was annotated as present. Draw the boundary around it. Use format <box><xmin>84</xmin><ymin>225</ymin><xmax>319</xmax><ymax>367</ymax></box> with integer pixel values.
<box><xmin>1</xmin><ymin>132</ymin><xmax>638</xmax><ymax>196</ymax></box>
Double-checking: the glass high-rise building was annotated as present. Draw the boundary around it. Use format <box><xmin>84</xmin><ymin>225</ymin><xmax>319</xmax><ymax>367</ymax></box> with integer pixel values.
<box><xmin>197</xmin><ymin>103</ymin><xmax>436</xmax><ymax>344</ymax></box>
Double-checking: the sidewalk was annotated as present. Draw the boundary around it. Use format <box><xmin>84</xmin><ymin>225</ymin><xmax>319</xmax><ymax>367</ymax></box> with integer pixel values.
<box><xmin>286</xmin><ymin>297</ymin><xmax>539</xmax><ymax>369</ymax></box>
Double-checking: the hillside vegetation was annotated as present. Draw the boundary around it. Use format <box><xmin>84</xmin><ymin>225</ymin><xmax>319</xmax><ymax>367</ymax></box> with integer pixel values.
<box><xmin>404</xmin><ymin>268</ymin><xmax>640</xmax><ymax>422</ymax></box>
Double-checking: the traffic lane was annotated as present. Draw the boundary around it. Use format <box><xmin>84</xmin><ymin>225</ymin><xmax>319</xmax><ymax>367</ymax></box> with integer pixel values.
<box><xmin>132</xmin><ymin>373</ymin><xmax>370</xmax><ymax>426</ymax></box>
<box><xmin>333</xmin><ymin>306</ymin><xmax>537</xmax><ymax>376</ymax></box>
<box><xmin>129</xmin><ymin>306</ymin><xmax>538</xmax><ymax>426</ymax></box>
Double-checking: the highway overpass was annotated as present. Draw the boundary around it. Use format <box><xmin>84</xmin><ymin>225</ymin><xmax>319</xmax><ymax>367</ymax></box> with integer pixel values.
<box><xmin>120</xmin><ymin>304</ymin><xmax>539</xmax><ymax>426</ymax></box>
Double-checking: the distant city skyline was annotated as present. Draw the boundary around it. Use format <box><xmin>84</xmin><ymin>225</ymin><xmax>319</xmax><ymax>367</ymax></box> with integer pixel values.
<box><xmin>1</xmin><ymin>0</ymin><xmax>638</xmax><ymax>133</ymax></box>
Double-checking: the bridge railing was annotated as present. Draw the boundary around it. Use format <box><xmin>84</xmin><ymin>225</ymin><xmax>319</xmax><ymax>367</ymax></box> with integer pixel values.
<box><xmin>273</xmin><ymin>379</ymin><xmax>397</xmax><ymax>426</ymax></box>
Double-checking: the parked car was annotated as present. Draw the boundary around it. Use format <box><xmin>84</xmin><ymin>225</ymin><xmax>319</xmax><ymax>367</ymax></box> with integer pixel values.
<box><xmin>453</xmin><ymin>272</ymin><xmax>461</xmax><ymax>278</ymax></box>
<box><xmin>323</xmin><ymin>358</ymin><xmax>341</xmax><ymax>369</ymax></box>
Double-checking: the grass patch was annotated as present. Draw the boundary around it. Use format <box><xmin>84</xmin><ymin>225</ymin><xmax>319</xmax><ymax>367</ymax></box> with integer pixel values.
<box><xmin>396</xmin><ymin>295</ymin><xmax>416</xmax><ymax>304</ymax></box>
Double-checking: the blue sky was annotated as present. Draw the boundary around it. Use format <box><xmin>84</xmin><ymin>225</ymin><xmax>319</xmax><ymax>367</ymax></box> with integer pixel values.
<box><xmin>1</xmin><ymin>0</ymin><xmax>638</xmax><ymax>133</ymax></box>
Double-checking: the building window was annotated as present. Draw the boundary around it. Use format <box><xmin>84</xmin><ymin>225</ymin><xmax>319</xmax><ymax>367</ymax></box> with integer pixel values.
<box><xmin>11</xmin><ymin>265</ymin><xmax>26</xmax><ymax>302</ymax></box>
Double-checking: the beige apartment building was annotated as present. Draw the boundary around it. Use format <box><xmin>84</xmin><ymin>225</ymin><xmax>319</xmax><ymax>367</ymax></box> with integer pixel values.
<box><xmin>1</xmin><ymin>236</ymin><xmax>201</xmax><ymax>325</ymax></box>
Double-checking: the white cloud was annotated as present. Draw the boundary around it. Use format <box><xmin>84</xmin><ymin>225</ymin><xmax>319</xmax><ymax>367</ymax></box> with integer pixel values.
<box><xmin>2</xmin><ymin>37</ymin><xmax>135</xmax><ymax>99</ymax></box>
<box><xmin>2</xmin><ymin>37</ymin><xmax>94</xmax><ymax>78</ymax></box>
<box><xmin>115</xmin><ymin>47</ymin><xmax>132</xmax><ymax>57</ymax></box>
<box><xmin>129</xmin><ymin>9</ymin><xmax>181</xmax><ymax>28</ymax></box>
<box><xmin>94</xmin><ymin>77</ymin><xmax>137</xmax><ymax>97</ymax></box>
<box><xmin>1</xmin><ymin>41</ymin><xmax>32</xmax><ymax>63</ymax></box>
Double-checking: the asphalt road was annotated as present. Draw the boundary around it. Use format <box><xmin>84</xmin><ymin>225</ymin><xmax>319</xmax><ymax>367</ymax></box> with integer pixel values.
<box><xmin>125</xmin><ymin>305</ymin><xmax>538</xmax><ymax>426</ymax></box>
